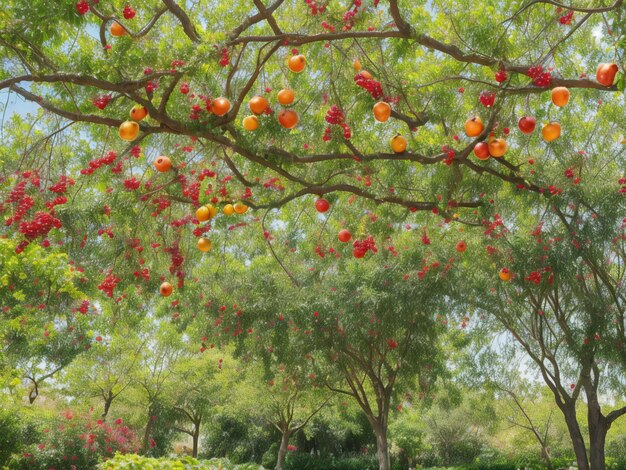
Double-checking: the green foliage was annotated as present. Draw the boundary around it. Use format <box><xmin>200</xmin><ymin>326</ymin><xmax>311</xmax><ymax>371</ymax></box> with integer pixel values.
<box><xmin>100</xmin><ymin>454</ymin><xmax>263</xmax><ymax>470</ymax></box>
<box><xmin>283</xmin><ymin>452</ymin><xmax>379</xmax><ymax>470</ymax></box>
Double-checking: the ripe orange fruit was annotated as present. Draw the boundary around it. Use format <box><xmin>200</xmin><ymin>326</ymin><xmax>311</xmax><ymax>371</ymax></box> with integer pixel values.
<box><xmin>249</xmin><ymin>96</ymin><xmax>268</xmax><ymax>115</ymax></box>
<box><xmin>119</xmin><ymin>121</ymin><xmax>139</xmax><ymax>141</ymax></box>
<box><xmin>542</xmin><ymin>122</ymin><xmax>561</xmax><ymax>142</ymax></box>
<box><xmin>197</xmin><ymin>238</ymin><xmax>212</xmax><ymax>252</ymax></box>
<box><xmin>360</xmin><ymin>70</ymin><xmax>373</xmax><ymax>80</ymax></box>
<box><xmin>373</xmin><ymin>102</ymin><xmax>391</xmax><ymax>123</ymax></box>
<box><xmin>130</xmin><ymin>105</ymin><xmax>148</xmax><ymax>121</ymax></box>
<box><xmin>212</xmin><ymin>97</ymin><xmax>231</xmax><ymax>116</ymax></box>
<box><xmin>154</xmin><ymin>156</ymin><xmax>171</xmax><ymax>172</ymax></box>
<box><xmin>223</xmin><ymin>204</ymin><xmax>235</xmax><ymax>215</ymax></box>
<box><xmin>456</xmin><ymin>241</ymin><xmax>467</xmax><ymax>252</ymax></box>
<box><xmin>242</xmin><ymin>115</ymin><xmax>259</xmax><ymax>131</ymax></box>
<box><xmin>110</xmin><ymin>21</ymin><xmax>125</xmax><ymax>37</ymax></box>
<box><xmin>277</xmin><ymin>89</ymin><xmax>295</xmax><ymax>106</ymax></box>
<box><xmin>390</xmin><ymin>134</ymin><xmax>407</xmax><ymax>153</ymax></box>
<box><xmin>488</xmin><ymin>136</ymin><xmax>507</xmax><ymax>158</ymax></box>
<box><xmin>206</xmin><ymin>204</ymin><xmax>218</xmax><ymax>218</ymax></box>
<box><xmin>353</xmin><ymin>59</ymin><xmax>362</xmax><ymax>72</ymax></box>
<box><xmin>498</xmin><ymin>268</ymin><xmax>511</xmax><ymax>282</ymax></box>
<box><xmin>464</xmin><ymin>116</ymin><xmax>484</xmax><ymax>137</ymax></box>
<box><xmin>288</xmin><ymin>54</ymin><xmax>306</xmax><ymax>73</ymax></box>
<box><xmin>278</xmin><ymin>110</ymin><xmax>298</xmax><ymax>129</ymax></box>
<box><xmin>551</xmin><ymin>87</ymin><xmax>570</xmax><ymax>107</ymax></box>
<box><xmin>233</xmin><ymin>202</ymin><xmax>248</xmax><ymax>214</ymax></box>
<box><xmin>196</xmin><ymin>206</ymin><xmax>211</xmax><ymax>222</ymax></box>
<box><xmin>159</xmin><ymin>282</ymin><xmax>173</xmax><ymax>297</ymax></box>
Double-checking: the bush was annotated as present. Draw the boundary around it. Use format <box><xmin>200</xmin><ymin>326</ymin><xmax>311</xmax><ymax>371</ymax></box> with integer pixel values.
<box><xmin>283</xmin><ymin>452</ymin><xmax>378</xmax><ymax>470</ymax></box>
<box><xmin>100</xmin><ymin>454</ymin><xmax>264</xmax><ymax>469</ymax></box>
<box><xmin>0</xmin><ymin>407</ymin><xmax>41</xmax><ymax>466</ymax></box>
<box><xmin>8</xmin><ymin>410</ymin><xmax>141</xmax><ymax>470</ymax></box>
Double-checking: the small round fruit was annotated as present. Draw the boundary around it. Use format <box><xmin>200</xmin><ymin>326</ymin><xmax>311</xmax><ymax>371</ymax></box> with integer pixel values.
<box><xmin>373</xmin><ymin>102</ymin><xmax>391</xmax><ymax>123</ymax></box>
<box><xmin>390</xmin><ymin>134</ymin><xmax>407</xmax><ymax>154</ymax></box>
<box><xmin>464</xmin><ymin>116</ymin><xmax>484</xmax><ymax>137</ymax></box>
<box><xmin>288</xmin><ymin>54</ymin><xmax>306</xmax><ymax>73</ymax></box>
<box><xmin>353</xmin><ymin>248</ymin><xmax>366</xmax><ymax>258</ymax></box>
<box><xmin>473</xmin><ymin>142</ymin><xmax>490</xmax><ymax>160</ymax></box>
<box><xmin>542</xmin><ymin>122</ymin><xmax>561</xmax><ymax>142</ymax></box>
<box><xmin>154</xmin><ymin>156</ymin><xmax>171</xmax><ymax>172</ymax></box>
<box><xmin>233</xmin><ymin>202</ymin><xmax>248</xmax><ymax>214</ymax></box>
<box><xmin>130</xmin><ymin>105</ymin><xmax>148</xmax><ymax>121</ymax></box>
<box><xmin>119</xmin><ymin>120</ymin><xmax>139</xmax><ymax>141</ymax></box>
<box><xmin>212</xmin><ymin>97</ymin><xmax>231</xmax><ymax>116</ymax></box>
<box><xmin>160</xmin><ymin>282</ymin><xmax>173</xmax><ymax>297</ymax></box>
<box><xmin>488</xmin><ymin>137</ymin><xmax>507</xmax><ymax>158</ymax></box>
<box><xmin>242</xmin><ymin>115</ymin><xmax>259</xmax><ymax>131</ymax></box>
<box><xmin>207</xmin><ymin>204</ymin><xmax>218</xmax><ymax>218</ymax></box>
<box><xmin>551</xmin><ymin>87</ymin><xmax>570</xmax><ymax>107</ymax></box>
<box><xmin>196</xmin><ymin>206</ymin><xmax>211</xmax><ymax>222</ymax></box>
<box><xmin>596</xmin><ymin>63</ymin><xmax>619</xmax><ymax>87</ymax></box>
<box><xmin>499</xmin><ymin>268</ymin><xmax>511</xmax><ymax>282</ymax></box>
<box><xmin>518</xmin><ymin>116</ymin><xmax>536</xmax><ymax>134</ymax></box>
<box><xmin>278</xmin><ymin>110</ymin><xmax>298</xmax><ymax>129</ymax></box>
<box><xmin>249</xmin><ymin>96</ymin><xmax>269</xmax><ymax>115</ymax></box>
<box><xmin>338</xmin><ymin>229</ymin><xmax>352</xmax><ymax>243</ymax></box>
<box><xmin>223</xmin><ymin>204</ymin><xmax>235</xmax><ymax>216</ymax></box>
<box><xmin>197</xmin><ymin>238</ymin><xmax>212</xmax><ymax>252</ymax></box>
<box><xmin>110</xmin><ymin>21</ymin><xmax>125</xmax><ymax>37</ymax></box>
<box><xmin>353</xmin><ymin>59</ymin><xmax>362</xmax><ymax>72</ymax></box>
<box><xmin>456</xmin><ymin>241</ymin><xmax>467</xmax><ymax>252</ymax></box>
<box><xmin>360</xmin><ymin>70</ymin><xmax>373</xmax><ymax>80</ymax></box>
<box><xmin>315</xmin><ymin>198</ymin><xmax>330</xmax><ymax>213</ymax></box>
<box><xmin>277</xmin><ymin>89</ymin><xmax>295</xmax><ymax>106</ymax></box>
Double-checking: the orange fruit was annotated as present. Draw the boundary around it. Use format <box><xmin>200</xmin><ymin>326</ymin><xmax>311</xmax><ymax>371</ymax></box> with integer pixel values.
<box><xmin>278</xmin><ymin>110</ymin><xmax>298</xmax><ymax>129</ymax></box>
<box><xmin>242</xmin><ymin>115</ymin><xmax>259</xmax><ymax>131</ymax></box>
<box><xmin>360</xmin><ymin>70</ymin><xmax>373</xmax><ymax>79</ymax></box>
<box><xmin>110</xmin><ymin>21</ymin><xmax>125</xmax><ymax>37</ymax></box>
<box><xmin>353</xmin><ymin>59</ymin><xmax>362</xmax><ymax>72</ymax></box>
<box><xmin>196</xmin><ymin>206</ymin><xmax>211</xmax><ymax>222</ymax></box>
<box><xmin>288</xmin><ymin>54</ymin><xmax>306</xmax><ymax>73</ymax></box>
<box><xmin>551</xmin><ymin>87</ymin><xmax>570</xmax><ymax>107</ymax></box>
<box><xmin>499</xmin><ymin>268</ymin><xmax>511</xmax><ymax>282</ymax></box>
<box><xmin>464</xmin><ymin>116</ymin><xmax>484</xmax><ymax>137</ymax></box>
<box><xmin>153</xmin><ymin>156</ymin><xmax>171</xmax><ymax>172</ymax></box>
<box><xmin>277</xmin><ymin>89</ymin><xmax>295</xmax><ymax>106</ymax></box>
<box><xmin>542</xmin><ymin>122</ymin><xmax>561</xmax><ymax>142</ymax></box>
<box><xmin>212</xmin><ymin>97</ymin><xmax>231</xmax><ymax>116</ymax></box>
<box><xmin>373</xmin><ymin>102</ymin><xmax>391</xmax><ymax>123</ymax></box>
<box><xmin>130</xmin><ymin>105</ymin><xmax>148</xmax><ymax>121</ymax></box>
<box><xmin>119</xmin><ymin>121</ymin><xmax>139</xmax><ymax>141</ymax></box>
<box><xmin>233</xmin><ymin>202</ymin><xmax>248</xmax><ymax>214</ymax></box>
<box><xmin>390</xmin><ymin>134</ymin><xmax>407</xmax><ymax>153</ymax></box>
<box><xmin>197</xmin><ymin>238</ymin><xmax>212</xmax><ymax>252</ymax></box>
<box><xmin>249</xmin><ymin>96</ymin><xmax>268</xmax><ymax>115</ymax></box>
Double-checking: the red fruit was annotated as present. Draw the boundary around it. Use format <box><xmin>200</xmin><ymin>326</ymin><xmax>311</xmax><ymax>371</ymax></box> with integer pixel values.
<box><xmin>456</xmin><ymin>241</ymin><xmax>467</xmax><ymax>252</ymax></box>
<box><xmin>353</xmin><ymin>248</ymin><xmax>366</xmax><ymax>258</ymax></box>
<box><xmin>473</xmin><ymin>142</ymin><xmax>490</xmax><ymax>160</ymax></box>
<box><xmin>338</xmin><ymin>229</ymin><xmax>352</xmax><ymax>243</ymax></box>
<box><xmin>315</xmin><ymin>198</ymin><xmax>330</xmax><ymax>213</ymax></box>
<box><xmin>479</xmin><ymin>91</ymin><xmax>496</xmax><ymax>108</ymax></box>
<box><xmin>596</xmin><ymin>63</ymin><xmax>619</xmax><ymax>87</ymax></box>
<box><xmin>123</xmin><ymin>5</ymin><xmax>136</xmax><ymax>19</ymax></box>
<box><xmin>495</xmin><ymin>70</ymin><xmax>507</xmax><ymax>83</ymax></box>
<box><xmin>76</xmin><ymin>0</ymin><xmax>89</xmax><ymax>14</ymax></box>
<box><xmin>179</xmin><ymin>82</ymin><xmax>190</xmax><ymax>94</ymax></box>
<box><xmin>518</xmin><ymin>116</ymin><xmax>536</xmax><ymax>134</ymax></box>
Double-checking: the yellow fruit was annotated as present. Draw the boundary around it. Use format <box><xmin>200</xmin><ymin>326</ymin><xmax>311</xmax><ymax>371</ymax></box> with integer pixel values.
<box><xmin>206</xmin><ymin>204</ymin><xmax>218</xmax><ymax>219</ymax></box>
<box><xmin>223</xmin><ymin>204</ymin><xmax>235</xmax><ymax>215</ymax></box>
<box><xmin>196</xmin><ymin>206</ymin><xmax>211</xmax><ymax>222</ymax></box>
<box><xmin>233</xmin><ymin>202</ymin><xmax>248</xmax><ymax>214</ymax></box>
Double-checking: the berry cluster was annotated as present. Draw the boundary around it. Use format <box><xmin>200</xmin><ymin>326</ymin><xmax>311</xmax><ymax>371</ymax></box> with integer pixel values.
<box><xmin>527</xmin><ymin>66</ymin><xmax>552</xmax><ymax>87</ymax></box>
<box><xmin>354</xmin><ymin>72</ymin><xmax>384</xmax><ymax>99</ymax></box>
<box><xmin>145</xmin><ymin>81</ymin><xmax>158</xmax><ymax>93</ymax></box>
<box><xmin>78</xmin><ymin>300</ymin><xmax>90</xmax><ymax>314</ymax></box>
<box><xmin>619</xmin><ymin>177</ymin><xmax>626</xmax><ymax>194</ymax></box>
<box><xmin>495</xmin><ymin>69</ymin><xmax>507</xmax><ymax>83</ymax></box>
<box><xmin>92</xmin><ymin>94</ymin><xmax>112</xmax><ymax>110</ymax></box>
<box><xmin>417</xmin><ymin>260</ymin><xmax>441</xmax><ymax>280</ymax></box>
<box><xmin>320</xmin><ymin>21</ymin><xmax>336</xmax><ymax>32</ymax></box>
<box><xmin>440</xmin><ymin>145</ymin><xmax>456</xmax><ymax>166</ymax></box>
<box><xmin>123</xmin><ymin>177</ymin><xmax>141</xmax><ymax>191</ymax></box>
<box><xmin>219</xmin><ymin>48</ymin><xmax>230</xmax><ymax>67</ymax></box>
<box><xmin>97</xmin><ymin>273</ymin><xmax>121</xmax><ymax>298</ymax></box>
<box><xmin>323</xmin><ymin>105</ymin><xmax>352</xmax><ymax>141</ymax></box>
<box><xmin>164</xmin><ymin>244</ymin><xmax>185</xmax><ymax>287</ymax></box>
<box><xmin>19</xmin><ymin>212</ymin><xmax>62</xmax><ymax>240</ymax></box>
<box><xmin>80</xmin><ymin>151</ymin><xmax>117</xmax><ymax>175</ymax></box>
<box><xmin>5</xmin><ymin>194</ymin><xmax>33</xmax><ymax>227</ymax></box>
<box><xmin>305</xmin><ymin>0</ymin><xmax>327</xmax><ymax>15</ymax></box>
<box><xmin>123</xmin><ymin>4</ymin><xmax>136</xmax><ymax>19</ymax></box>
<box><xmin>180</xmin><ymin>82</ymin><xmax>190</xmax><ymax>94</ymax></box>
<box><xmin>150</xmin><ymin>197</ymin><xmax>171</xmax><ymax>217</ymax></box>
<box><xmin>49</xmin><ymin>175</ymin><xmax>75</xmax><ymax>194</ymax></box>
<box><xmin>45</xmin><ymin>196</ymin><xmax>68</xmax><ymax>210</ymax></box>
<box><xmin>76</xmin><ymin>0</ymin><xmax>89</xmax><ymax>15</ymax></box>
<box><xmin>263</xmin><ymin>177</ymin><xmax>285</xmax><ymax>191</ymax></box>
<box><xmin>352</xmin><ymin>235</ymin><xmax>377</xmax><ymax>258</ymax></box>
<box><xmin>479</xmin><ymin>91</ymin><xmax>496</xmax><ymax>108</ymax></box>
<box><xmin>192</xmin><ymin>224</ymin><xmax>211</xmax><ymax>237</ymax></box>
<box><xmin>97</xmin><ymin>226</ymin><xmax>115</xmax><ymax>238</ymax></box>
<box><xmin>133</xmin><ymin>268</ymin><xmax>151</xmax><ymax>281</ymax></box>
<box><xmin>559</xmin><ymin>10</ymin><xmax>574</xmax><ymax>25</ymax></box>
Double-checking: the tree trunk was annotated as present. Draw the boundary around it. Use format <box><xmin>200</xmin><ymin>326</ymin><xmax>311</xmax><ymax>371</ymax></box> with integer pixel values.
<box><xmin>192</xmin><ymin>421</ymin><xmax>200</xmax><ymax>458</ymax></box>
<box><xmin>588</xmin><ymin>401</ymin><xmax>608</xmax><ymax>470</ymax></box>
<box><xmin>275</xmin><ymin>429</ymin><xmax>291</xmax><ymax>470</ymax></box>
<box><xmin>143</xmin><ymin>405</ymin><xmax>156</xmax><ymax>453</ymax></box>
<box><xmin>373</xmin><ymin>421</ymin><xmax>391</xmax><ymax>470</ymax></box>
<box><xmin>561</xmin><ymin>404</ymin><xmax>589</xmax><ymax>470</ymax></box>
<box><xmin>103</xmin><ymin>394</ymin><xmax>113</xmax><ymax>419</ymax></box>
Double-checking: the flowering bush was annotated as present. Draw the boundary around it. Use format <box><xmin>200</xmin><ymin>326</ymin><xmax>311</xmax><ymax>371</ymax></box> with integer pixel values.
<box><xmin>9</xmin><ymin>410</ymin><xmax>141</xmax><ymax>470</ymax></box>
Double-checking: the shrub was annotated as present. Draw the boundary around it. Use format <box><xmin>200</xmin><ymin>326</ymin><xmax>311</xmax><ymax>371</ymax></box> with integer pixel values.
<box><xmin>283</xmin><ymin>452</ymin><xmax>379</xmax><ymax>470</ymax></box>
<box><xmin>99</xmin><ymin>454</ymin><xmax>264</xmax><ymax>469</ymax></box>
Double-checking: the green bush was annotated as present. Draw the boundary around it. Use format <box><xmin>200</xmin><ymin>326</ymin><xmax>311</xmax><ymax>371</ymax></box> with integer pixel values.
<box><xmin>283</xmin><ymin>452</ymin><xmax>378</xmax><ymax>470</ymax></box>
<box><xmin>0</xmin><ymin>408</ymin><xmax>41</xmax><ymax>466</ymax></box>
<box><xmin>100</xmin><ymin>454</ymin><xmax>264</xmax><ymax>469</ymax></box>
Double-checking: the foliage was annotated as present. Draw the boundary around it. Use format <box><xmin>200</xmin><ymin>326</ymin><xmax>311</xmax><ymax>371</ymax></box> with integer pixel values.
<box><xmin>100</xmin><ymin>454</ymin><xmax>263</xmax><ymax>470</ymax></box>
